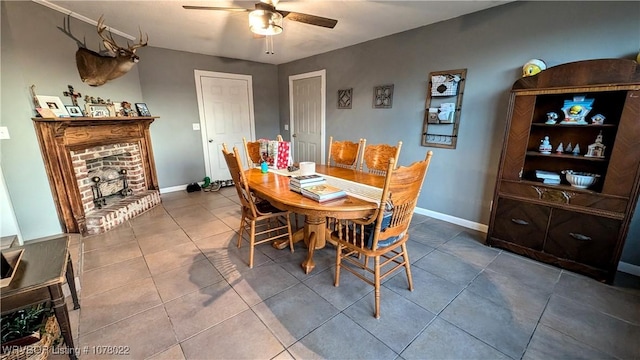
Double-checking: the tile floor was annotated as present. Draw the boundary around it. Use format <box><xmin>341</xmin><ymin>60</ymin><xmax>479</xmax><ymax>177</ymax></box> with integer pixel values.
<box><xmin>54</xmin><ymin>188</ymin><xmax>639</xmax><ymax>359</ymax></box>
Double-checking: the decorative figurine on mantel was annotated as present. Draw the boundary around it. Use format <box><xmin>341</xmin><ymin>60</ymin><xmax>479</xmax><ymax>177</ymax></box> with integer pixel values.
<box><xmin>585</xmin><ymin>131</ymin><xmax>606</xmax><ymax>158</ymax></box>
<box><xmin>121</xmin><ymin>101</ymin><xmax>137</xmax><ymax>117</ymax></box>
<box><xmin>591</xmin><ymin>114</ymin><xmax>606</xmax><ymax>125</ymax></box>
<box><xmin>561</xmin><ymin>95</ymin><xmax>594</xmax><ymax>124</ymax></box>
<box><xmin>556</xmin><ymin>142</ymin><xmax>564</xmax><ymax>154</ymax></box>
<box><xmin>539</xmin><ymin>136</ymin><xmax>552</xmax><ymax>154</ymax></box>
<box><xmin>546</xmin><ymin>112</ymin><xmax>558</xmax><ymax>124</ymax></box>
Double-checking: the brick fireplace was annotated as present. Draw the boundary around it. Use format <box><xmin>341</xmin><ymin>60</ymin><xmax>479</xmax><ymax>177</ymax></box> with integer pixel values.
<box><xmin>32</xmin><ymin>116</ymin><xmax>161</xmax><ymax>235</ymax></box>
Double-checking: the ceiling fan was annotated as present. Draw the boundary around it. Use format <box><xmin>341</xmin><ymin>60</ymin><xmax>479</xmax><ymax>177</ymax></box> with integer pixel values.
<box><xmin>183</xmin><ymin>0</ymin><xmax>338</xmax><ymax>37</ymax></box>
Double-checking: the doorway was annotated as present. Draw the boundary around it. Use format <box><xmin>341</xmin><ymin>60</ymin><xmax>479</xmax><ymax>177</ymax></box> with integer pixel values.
<box><xmin>194</xmin><ymin>70</ymin><xmax>255</xmax><ymax>180</ymax></box>
<box><xmin>289</xmin><ymin>70</ymin><xmax>326</xmax><ymax>164</ymax></box>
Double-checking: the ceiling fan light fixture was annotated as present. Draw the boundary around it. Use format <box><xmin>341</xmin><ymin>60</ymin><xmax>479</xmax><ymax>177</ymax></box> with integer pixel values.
<box><xmin>249</xmin><ymin>10</ymin><xmax>283</xmax><ymax>36</ymax></box>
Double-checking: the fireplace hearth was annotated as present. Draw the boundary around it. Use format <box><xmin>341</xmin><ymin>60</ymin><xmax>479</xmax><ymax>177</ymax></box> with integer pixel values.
<box><xmin>32</xmin><ymin>115</ymin><xmax>161</xmax><ymax>235</ymax></box>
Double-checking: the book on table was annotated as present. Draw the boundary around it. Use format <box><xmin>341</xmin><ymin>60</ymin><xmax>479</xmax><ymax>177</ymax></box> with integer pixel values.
<box><xmin>301</xmin><ymin>184</ymin><xmax>347</xmax><ymax>202</ymax></box>
<box><xmin>290</xmin><ymin>174</ymin><xmax>326</xmax><ymax>193</ymax></box>
<box><xmin>290</xmin><ymin>174</ymin><xmax>325</xmax><ymax>186</ymax></box>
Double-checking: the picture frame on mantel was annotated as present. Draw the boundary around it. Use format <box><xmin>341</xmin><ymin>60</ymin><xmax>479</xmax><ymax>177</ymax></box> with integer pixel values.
<box><xmin>85</xmin><ymin>104</ymin><xmax>112</xmax><ymax>118</ymax></box>
<box><xmin>65</xmin><ymin>105</ymin><xmax>84</xmax><ymax>117</ymax></box>
<box><xmin>36</xmin><ymin>95</ymin><xmax>69</xmax><ymax>117</ymax></box>
<box><xmin>135</xmin><ymin>103</ymin><xmax>151</xmax><ymax>116</ymax></box>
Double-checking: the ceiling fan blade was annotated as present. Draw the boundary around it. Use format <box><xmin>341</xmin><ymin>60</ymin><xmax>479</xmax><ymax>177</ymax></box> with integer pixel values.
<box><xmin>278</xmin><ymin>11</ymin><xmax>337</xmax><ymax>29</ymax></box>
<box><xmin>182</xmin><ymin>5</ymin><xmax>250</xmax><ymax>12</ymax></box>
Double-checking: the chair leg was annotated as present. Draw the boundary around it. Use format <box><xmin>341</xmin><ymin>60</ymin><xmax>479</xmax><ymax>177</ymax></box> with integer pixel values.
<box><xmin>334</xmin><ymin>244</ymin><xmax>342</xmax><ymax>287</ymax></box>
<box><xmin>237</xmin><ymin>214</ymin><xmax>246</xmax><ymax>248</ymax></box>
<box><xmin>401</xmin><ymin>243</ymin><xmax>414</xmax><ymax>291</ymax></box>
<box><xmin>249</xmin><ymin>220</ymin><xmax>256</xmax><ymax>268</ymax></box>
<box><xmin>374</xmin><ymin>256</ymin><xmax>381</xmax><ymax>319</ymax></box>
<box><xmin>286</xmin><ymin>215</ymin><xmax>294</xmax><ymax>253</ymax></box>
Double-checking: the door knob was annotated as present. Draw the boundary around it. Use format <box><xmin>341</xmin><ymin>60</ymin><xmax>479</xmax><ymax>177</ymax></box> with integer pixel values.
<box><xmin>208</xmin><ymin>139</ymin><xmax>213</xmax><ymax>143</ymax></box>
<box><xmin>292</xmin><ymin>134</ymin><xmax>297</xmax><ymax>138</ymax></box>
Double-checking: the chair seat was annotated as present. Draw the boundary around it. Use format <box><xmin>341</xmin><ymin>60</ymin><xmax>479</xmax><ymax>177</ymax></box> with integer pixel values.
<box><xmin>331</xmin><ymin>212</ymin><xmax>401</xmax><ymax>250</ymax></box>
<box><xmin>255</xmin><ymin>200</ymin><xmax>284</xmax><ymax>214</ymax></box>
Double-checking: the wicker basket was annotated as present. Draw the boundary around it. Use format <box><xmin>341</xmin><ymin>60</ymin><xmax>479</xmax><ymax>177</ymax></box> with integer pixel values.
<box><xmin>0</xmin><ymin>316</ymin><xmax>61</xmax><ymax>360</ymax></box>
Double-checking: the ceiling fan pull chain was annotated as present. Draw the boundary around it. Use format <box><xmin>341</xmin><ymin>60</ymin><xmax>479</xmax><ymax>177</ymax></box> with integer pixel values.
<box><xmin>265</xmin><ymin>35</ymin><xmax>275</xmax><ymax>54</ymax></box>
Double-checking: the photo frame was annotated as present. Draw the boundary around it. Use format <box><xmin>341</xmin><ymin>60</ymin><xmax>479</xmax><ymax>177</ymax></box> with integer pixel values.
<box><xmin>65</xmin><ymin>105</ymin><xmax>84</xmax><ymax>117</ymax></box>
<box><xmin>135</xmin><ymin>103</ymin><xmax>151</xmax><ymax>116</ymax></box>
<box><xmin>337</xmin><ymin>88</ymin><xmax>353</xmax><ymax>109</ymax></box>
<box><xmin>36</xmin><ymin>107</ymin><xmax>56</xmax><ymax>118</ymax></box>
<box><xmin>373</xmin><ymin>84</ymin><xmax>394</xmax><ymax>109</ymax></box>
<box><xmin>36</xmin><ymin>95</ymin><xmax>69</xmax><ymax>117</ymax></box>
<box><xmin>85</xmin><ymin>104</ymin><xmax>113</xmax><ymax>118</ymax></box>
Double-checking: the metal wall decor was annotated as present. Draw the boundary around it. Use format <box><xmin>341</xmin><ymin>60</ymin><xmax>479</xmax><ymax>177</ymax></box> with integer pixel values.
<box><xmin>373</xmin><ymin>84</ymin><xmax>394</xmax><ymax>108</ymax></box>
<box><xmin>337</xmin><ymin>88</ymin><xmax>353</xmax><ymax>109</ymax></box>
<box><xmin>422</xmin><ymin>69</ymin><xmax>467</xmax><ymax>149</ymax></box>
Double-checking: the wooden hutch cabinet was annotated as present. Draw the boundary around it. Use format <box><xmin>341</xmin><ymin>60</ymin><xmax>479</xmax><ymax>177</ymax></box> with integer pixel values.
<box><xmin>487</xmin><ymin>59</ymin><xmax>640</xmax><ymax>283</ymax></box>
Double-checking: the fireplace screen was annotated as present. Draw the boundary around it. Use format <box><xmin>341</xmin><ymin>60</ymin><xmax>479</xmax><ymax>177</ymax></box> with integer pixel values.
<box><xmin>90</xmin><ymin>168</ymin><xmax>133</xmax><ymax>208</ymax></box>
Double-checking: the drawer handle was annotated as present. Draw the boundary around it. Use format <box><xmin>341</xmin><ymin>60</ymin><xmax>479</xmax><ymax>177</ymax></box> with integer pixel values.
<box><xmin>511</xmin><ymin>218</ymin><xmax>529</xmax><ymax>225</ymax></box>
<box><xmin>569</xmin><ymin>233</ymin><xmax>592</xmax><ymax>241</ymax></box>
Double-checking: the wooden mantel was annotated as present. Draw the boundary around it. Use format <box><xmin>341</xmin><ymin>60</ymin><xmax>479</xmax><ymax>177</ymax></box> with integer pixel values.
<box><xmin>32</xmin><ymin>116</ymin><xmax>160</xmax><ymax>233</ymax></box>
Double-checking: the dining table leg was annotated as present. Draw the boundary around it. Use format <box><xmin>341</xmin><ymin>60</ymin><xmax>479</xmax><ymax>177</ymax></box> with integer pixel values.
<box><xmin>302</xmin><ymin>232</ymin><xmax>317</xmax><ymax>274</ymax></box>
<box><xmin>272</xmin><ymin>214</ymin><xmax>330</xmax><ymax>274</ymax></box>
<box><xmin>300</xmin><ymin>215</ymin><xmax>327</xmax><ymax>274</ymax></box>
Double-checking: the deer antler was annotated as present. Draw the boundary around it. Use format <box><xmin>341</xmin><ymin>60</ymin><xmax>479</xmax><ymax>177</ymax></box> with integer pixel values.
<box><xmin>97</xmin><ymin>15</ymin><xmax>147</xmax><ymax>53</ymax></box>
<box><xmin>57</xmin><ymin>15</ymin><xmax>87</xmax><ymax>48</ymax></box>
<box><xmin>128</xmin><ymin>28</ymin><xmax>149</xmax><ymax>51</ymax></box>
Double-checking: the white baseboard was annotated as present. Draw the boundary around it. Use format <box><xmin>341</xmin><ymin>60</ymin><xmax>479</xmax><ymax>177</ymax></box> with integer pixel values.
<box><xmin>413</xmin><ymin>207</ymin><xmax>488</xmax><ymax>233</ymax></box>
<box><xmin>617</xmin><ymin>261</ymin><xmax>640</xmax><ymax>276</ymax></box>
<box><xmin>160</xmin><ymin>184</ymin><xmax>188</xmax><ymax>194</ymax></box>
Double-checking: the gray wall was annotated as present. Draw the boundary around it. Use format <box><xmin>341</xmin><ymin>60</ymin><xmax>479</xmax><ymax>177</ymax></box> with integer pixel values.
<box><xmin>1</xmin><ymin>1</ymin><xmax>144</xmax><ymax>240</ymax></box>
<box><xmin>0</xmin><ymin>1</ymin><xmax>279</xmax><ymax>239</ymax></box>
<box><xmin>1</xmin><ymin>1</ymin><xmax>639</xmax><ymax>266</ymax></box>
<box><xmin>277</xmin><ymin>1</ymin><xmax>640</xmax><ymax>265</ymax></box>
<box><xmin>136</xmin><ymin>48</ymin><xmax>280</xmax><ymax>187</ymax></box>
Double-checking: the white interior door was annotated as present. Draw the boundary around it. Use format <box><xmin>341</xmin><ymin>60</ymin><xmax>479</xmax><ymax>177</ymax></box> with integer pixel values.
<box><xmin>195</xmin><ymin>70</ymin><xmax>255</xmax><ymax>180</ymax></box>
<box><xmin>289</xmin><ymin>70</ymin><xmax>326</xmax><ymax>164</ymax></box>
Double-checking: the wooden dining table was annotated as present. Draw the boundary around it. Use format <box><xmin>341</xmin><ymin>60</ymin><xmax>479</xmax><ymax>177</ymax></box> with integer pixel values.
<box><xmin>245</xmin><ymin>165</ymin><xmax>384</xmax><ymax>273</ymax></box>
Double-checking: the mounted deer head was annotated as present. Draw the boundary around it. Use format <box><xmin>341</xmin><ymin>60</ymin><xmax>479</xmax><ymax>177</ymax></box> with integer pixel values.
<box><xmin>60</xmin><ymin>16</ymin><xmax>148</xmax><ymax>86</ymax></box>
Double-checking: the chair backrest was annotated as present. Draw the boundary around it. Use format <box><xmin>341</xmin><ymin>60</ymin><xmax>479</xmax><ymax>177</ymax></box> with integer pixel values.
<box><xmin>222</xmin><ymin>144</ymin><xmax>258</xmax><ymax>218</ymax></box>
<box><xmin>370</xmin><ymin>150</ymin><xmax>433</xmax><ymax>250</ymax></box>
<box><xmin>327</xmin><ymin>136</ymin><xmax>364</xmax><ymax>170</ymax></box>
<box><xmin>359</xmin><ymin>141</ymin><xmax>403</xmax><ymax>176</ymax></box>
<box><xmin>242</xmin><ymin>135</ymin><xmax>284</xmax><ymax>168</ymax></box>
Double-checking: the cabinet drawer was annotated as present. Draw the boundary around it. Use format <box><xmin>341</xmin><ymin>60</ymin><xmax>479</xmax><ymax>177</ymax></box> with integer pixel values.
<box><xmin>545</xmin><ymin>209</ymin><xmax>621</xmax><ymax>269</ymax></box>
<box><xmin>492</xmin><ymin>198</ymin><xmax>550</xmax><ymax>251</ymax></box>
<box><xmin>499</xmin><ymin>180</ymin><xmax>628</xmax><ymax>213</ymax></box>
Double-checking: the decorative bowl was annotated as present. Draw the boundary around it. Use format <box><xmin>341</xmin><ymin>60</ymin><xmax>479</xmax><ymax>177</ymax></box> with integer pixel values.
<box><xmin>562</xmin><ymin>170</ymin><xmax>600</xmax><ymax>189</ymax></box>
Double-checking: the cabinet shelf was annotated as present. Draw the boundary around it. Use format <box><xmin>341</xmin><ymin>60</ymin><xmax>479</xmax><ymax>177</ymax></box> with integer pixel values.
<box><xmin>530</xmin><ymin>123</ymin><xmax>617</xmax><ymax>128</ymax></box>
<box><xmin>525</xmin><ymin>151</ymin><xmax>608</xmax><ymax>162</ymax></box>
<box><xmin>487</xmin><ymin>58</ymin><xmax>640</xmax><ymax>284</ymax></box>
<box><xmin>516</xmin><ymin>179</ymin><xmax>599</xmax><ymax>194</ymax></box>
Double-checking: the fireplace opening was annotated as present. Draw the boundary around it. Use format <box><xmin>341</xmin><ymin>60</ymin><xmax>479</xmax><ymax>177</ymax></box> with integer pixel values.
<box><xmin>71</xmin><ymin>142</ymin><xmax>160</xmax><ymax>235</ymax></box>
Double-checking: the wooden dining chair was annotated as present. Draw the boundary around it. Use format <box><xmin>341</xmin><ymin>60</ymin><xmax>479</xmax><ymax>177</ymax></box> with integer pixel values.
<box><xmin>222</xmin><ymin>144</ymin><xmax>293</xmax><ymax>268</ymax></box>
<box><xmin>327</xmin><ymin>136</ymin><xmax>364</xmax><ymax>170</ymax></box>
<box><xmin>331</xmin><ymin>150</ymin><xmax>433</xmax><ymax>318</ymax></box>
<box><xmin>242</xmin><ymin>135</ymin><xmax>284</xmax><ymax>169</ymax></box>
<box><xmin>359</xmin><ymin>141</ymin><xmax>403</xmax><ymax>176</ymax></box>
